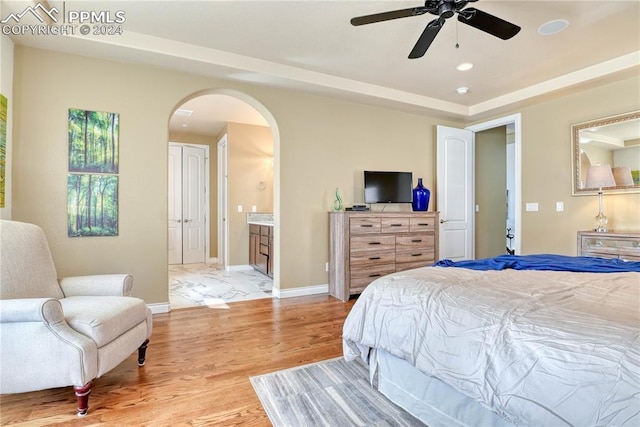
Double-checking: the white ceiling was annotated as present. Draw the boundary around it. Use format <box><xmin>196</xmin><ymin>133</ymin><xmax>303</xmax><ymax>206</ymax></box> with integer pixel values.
<box><xmin>3</xmin><ymin>0</ymin><xmax>639</xmax><ymax>136</ymax></box>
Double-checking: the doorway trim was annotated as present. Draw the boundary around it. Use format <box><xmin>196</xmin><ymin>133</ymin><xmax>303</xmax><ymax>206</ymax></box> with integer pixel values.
<box><xmin>217</xmin><ymin>134</ymin><xmax>228</xmax><ymax>270</ymax></box>
<box><xmin>171</xmin><ymin>88</ymin><xmax>281</xmax><ymax>295</ymax></box>
<box><xmin>466</xmin><ymin>113</ymin><xmax>522</xmax><ymax>255</ymax></box>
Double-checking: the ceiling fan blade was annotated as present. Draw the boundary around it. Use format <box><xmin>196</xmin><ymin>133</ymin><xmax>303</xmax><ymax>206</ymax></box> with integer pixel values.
<box><xmin>408</xmin><ymin>19</ymin><xmax>444</xmax><ymax>59</ymax></box>
<box><xmin>457</xmin><ymin>7</ymin><xmax>521</xmax><ymax>40</ymax></box>
<box><xmin>350</xmin><ymin>7</ymin><xmax>427</xmax><ymax>26</ymax></box>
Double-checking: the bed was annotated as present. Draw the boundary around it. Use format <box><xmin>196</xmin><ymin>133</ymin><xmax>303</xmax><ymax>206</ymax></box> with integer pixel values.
<box><xmin>342</xmin><ymin>254</ymin><xmax>640</xmax><ymax>426</ymax></box>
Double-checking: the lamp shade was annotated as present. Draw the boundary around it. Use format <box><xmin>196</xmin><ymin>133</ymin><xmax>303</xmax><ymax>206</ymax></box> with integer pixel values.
<box><xmin>612</xmin><ymin>166</ymin><xmax>634</xmax><ymax>186</ymax></box>
<box><xmin>585</xmin><ymin>165</ymin><xmax>615</xmax><ymax>189</ymax></box>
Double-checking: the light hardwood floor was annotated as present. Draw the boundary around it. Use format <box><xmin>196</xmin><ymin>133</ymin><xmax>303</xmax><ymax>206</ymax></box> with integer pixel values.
<box><xmin>0</xmin><ymin>295</ymin><xmax>356</xmax><ymax>426</ymax></box>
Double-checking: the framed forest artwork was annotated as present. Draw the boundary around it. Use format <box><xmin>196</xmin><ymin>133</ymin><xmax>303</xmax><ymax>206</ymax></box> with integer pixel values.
<box><xmin>67</xmin><ymin>109</ymin><xmax>119</xmax><ymax>237</ymax></box>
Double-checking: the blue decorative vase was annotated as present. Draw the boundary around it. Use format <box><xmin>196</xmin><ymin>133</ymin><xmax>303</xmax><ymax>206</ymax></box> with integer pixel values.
<box><xmin>412</xmin><ymin>178</ymin><xmax>430</xmax><ymax>211</ymax></box>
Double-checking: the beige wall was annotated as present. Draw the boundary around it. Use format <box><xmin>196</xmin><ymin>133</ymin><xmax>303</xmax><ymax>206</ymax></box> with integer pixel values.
<box><xmin>225</xmin><ymin>122</ymin><xmax>273</xmax><ymax>266</ymax></box>
<box><xmin>11</xmin><ymin>46</ymin><xmax>458</xmax><ymax>303</ymax></box>
<box><xmin>475</xmin><ymin>126</ymin><xmax>507</xmax><ymax>259</ymax></box>
<box><xmin>9</xmin><ymin>45</ymin><xmax>640</xmax><ymax>305</ymax></box>
<box><xmin>503</xmin><ymin>76</ymin><xmax>640</xmax><ymax>254</ymax></box>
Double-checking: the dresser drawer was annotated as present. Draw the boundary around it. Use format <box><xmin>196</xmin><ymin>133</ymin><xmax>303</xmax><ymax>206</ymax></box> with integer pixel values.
<box><xmin>350</xmin><ymin>235</ymin><xmax>395</xmax><ymax>254</ymax></box>
<box><xmin>350</xmin><ymin>218</ymin><xmax>381</xmax><ymax>234</ymax></box>
<box><xmin>396</xmin><ymin>234</ymin><xmax>434</xmax><ymax>249</ymax></box>
<box><xmin>395</xmin><ymin>246</ymin><xmax>435</xmax><ymax>264</ymax></box>
<box><xmin>395</xmin><ymin>260</ymin><xmax>432</xmax><ymax>272</ymax></box>
<box><xmin>350</xmin><ymin>250</ymin><xmax>396</xmax><ymax>266</ymax></box>
<box><xmin>350</xmin><ymin>264</ymin><xmax>396</xmax><ymax>294</ymax></box>
<box><xmin>350</xmin><ymin>235</ymin><xmax>396</xmax><ymax>266</ymax></box>
<box><xmin>381</xmin><ymin>217</ymin><xmax>409</xmax><ymax>233</ymax></box>
<box><xmin>410</xmin><ymin>217</ymin><xmax>435</xmax><ymax>232</ymax></box>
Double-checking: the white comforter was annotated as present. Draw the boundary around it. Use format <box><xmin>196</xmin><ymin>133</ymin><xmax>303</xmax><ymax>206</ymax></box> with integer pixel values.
<box><xmin>342</xmin><ymin>267</ymin><xmax>640</xmax><ymax>426</ymax></box>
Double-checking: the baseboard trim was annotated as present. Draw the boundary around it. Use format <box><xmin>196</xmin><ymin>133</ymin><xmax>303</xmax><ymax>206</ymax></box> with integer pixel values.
<box><xmin>272</xmin><ymin>284</ymin><xmax>328</xmax><ymax>299</ymax></box>
<box><xmin>147</xmin><ymin>302</ymin><xmax>171</xmax><ymax>314</ymax></box>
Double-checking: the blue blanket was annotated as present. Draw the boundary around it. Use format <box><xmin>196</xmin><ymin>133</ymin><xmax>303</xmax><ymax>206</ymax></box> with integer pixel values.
<box><xmin>434</xmin><ymin>254</ymin><xmax>640</xmax><ymax>273</ymax></box>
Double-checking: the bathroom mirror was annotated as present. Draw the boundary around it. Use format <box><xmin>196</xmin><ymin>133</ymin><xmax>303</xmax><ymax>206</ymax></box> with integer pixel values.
<box><xmin>572</xmin><ymin>110</ymin><xmax>640</xmax><ymax>195</ymax></box>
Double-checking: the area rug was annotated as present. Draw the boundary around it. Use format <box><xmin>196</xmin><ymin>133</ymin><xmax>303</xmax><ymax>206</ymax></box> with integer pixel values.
<box><xmin>250</xmin><ymin>357</ymin><xmax>424</xmax><ymax>426</ymax></box>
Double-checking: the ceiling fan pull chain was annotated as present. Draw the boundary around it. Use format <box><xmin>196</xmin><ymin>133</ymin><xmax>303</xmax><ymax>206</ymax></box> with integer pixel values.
<box><xmin>455</xmin><ymin>19</ymin><xmax>460</xmax><ymax>48</ymax></box>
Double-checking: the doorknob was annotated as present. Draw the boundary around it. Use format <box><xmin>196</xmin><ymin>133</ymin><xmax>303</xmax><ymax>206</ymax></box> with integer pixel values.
<box><xmin>184</xmin><ymin>219</ymin><xmax>191</xmax><ymax>223</ymax></box>
<box><xmin>440</xmin><ymin>219</ymin><xmax>448</xmax><ymax>224</ymax></box>
<box><xmin>176</xmin><ymin>219</ymin><xmax>182</xmax><ymax>223</ymax></box>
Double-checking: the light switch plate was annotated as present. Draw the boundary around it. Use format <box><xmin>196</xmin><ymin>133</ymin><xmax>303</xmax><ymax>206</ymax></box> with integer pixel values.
<box><xmin>237</xmin><ymin>205</ymin><xmax>243</xmax><ymax>213</ymax></box>
<box><xmin>526</xmin><ymin>203</ymin><xmax>539</xmax><ymax>212</ymax></box>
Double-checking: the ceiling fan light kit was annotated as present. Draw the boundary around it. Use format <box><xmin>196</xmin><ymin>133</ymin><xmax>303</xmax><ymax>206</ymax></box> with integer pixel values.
<box><xmin>351</xmin><ymin>0</ymin><xmax>521</xmax><ymax>59</ymax></box>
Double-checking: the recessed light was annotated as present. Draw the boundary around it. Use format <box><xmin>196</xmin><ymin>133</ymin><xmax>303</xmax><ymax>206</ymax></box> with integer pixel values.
<box><xmin>456</xmin><ymin>62</ymin><xmax>474</xmax><ymax>71</ymax></box>
<box><xmin>537</xmin><ymin>19</ymin><xmax>569</xmax><ymax>36</ymax></box>
<box><xmin>174</xmin><ymin>108</ymin><xmax>193</xmax><ymax>116</ymax></box>
<box><xmin>456</xmin><ymin>87</ymin><xmax>469</xmax><ymax>95</ymax></box>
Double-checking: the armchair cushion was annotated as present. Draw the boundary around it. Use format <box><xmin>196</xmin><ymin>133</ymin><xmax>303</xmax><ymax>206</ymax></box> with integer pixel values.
<box><xmin>60</xmin><ymin>274</ymin><xmax>133</xmax><ymax>297</ymax></box>
<box><xmin>60</xmin><ymin>296</ymin><xmax>150</xmax><ymax>347</ymax></box>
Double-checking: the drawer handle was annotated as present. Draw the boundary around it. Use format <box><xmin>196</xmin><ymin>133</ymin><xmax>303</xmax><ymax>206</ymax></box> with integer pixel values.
<box><xmin>369</xmin><ymin>256</ymin><xmax>381</xmax><ymax>260</ymax></box>
<box><xmin>411</xmin><ymin>239</ymin><xmax>422</xmax><ymax>243</ymax></box>
<box><xmin>417</xmin><ymin>223</ymin><xmax>430</xmax><ymax>226</ymax></box>
<box><xmin>368</xmin><ymin>242</ymin><xmax>381</xmax><ymax>245</ymax></box>
<box><xmin>411</xmin><ymin>253</ymin><xmax>422</xmax><ymax>257</ymax></box>
<box><xmin>390</xmin><ymin>223</ymin><xmax>403</xmax><ymax>227</ymax></box>
<box><xmin>360</xmin><ymin>224</ymin><xmax>373</xmax><ymax>228</ymax></box>
<box><xmin>369</xmin><ymin>274</ymin><xmax>381</xmax><ymax>278</ymax></box>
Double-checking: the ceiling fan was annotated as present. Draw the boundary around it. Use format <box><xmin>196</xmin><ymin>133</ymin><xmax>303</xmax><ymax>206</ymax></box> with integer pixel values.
<box><xmin>350</xmin><ymin>0</ymin><xmax>521</xmax><ymax>58</ymax></box>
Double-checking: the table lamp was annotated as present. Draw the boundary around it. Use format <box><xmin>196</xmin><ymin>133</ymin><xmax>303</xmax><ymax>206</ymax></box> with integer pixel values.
<box><xmin>584</xmin><ymin>165</ymin><xmax>615</xmax><ymax>232</ymax></box>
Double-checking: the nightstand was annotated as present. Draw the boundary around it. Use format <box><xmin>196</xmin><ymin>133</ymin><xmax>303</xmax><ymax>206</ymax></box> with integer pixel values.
<box><xmin>577</xmin><ymin>231</ymin><xmax>640</xmax><ymax>261</ymax></box>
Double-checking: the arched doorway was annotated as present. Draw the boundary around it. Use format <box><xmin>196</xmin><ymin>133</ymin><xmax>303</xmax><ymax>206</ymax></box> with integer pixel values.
<box><xmin>167</xmin><ymin>89</ymin><xmax>280</xmax><ymax>309</ymax></box>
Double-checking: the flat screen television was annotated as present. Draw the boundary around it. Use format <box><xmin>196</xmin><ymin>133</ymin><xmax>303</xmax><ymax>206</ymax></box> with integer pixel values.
<box><xmin>364</xmin><ymin>171</ymin><xmax>413</xmax><ymax>204</ymax></box>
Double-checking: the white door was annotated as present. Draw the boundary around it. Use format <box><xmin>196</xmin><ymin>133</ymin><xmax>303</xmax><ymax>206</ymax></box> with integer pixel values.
<box><xmin>437</xmin><ymin>125</ymin><xmax>474</xmax><ymax>261</ymax></box>
<box><xmin>168</xmin><ymin>145</ymin><xmax>183</xmax><ymax>265</ymax></box>
<box><xmin>182</xmin><ymin>146</ymin><xmax>206</xmax><ymax>264</ymax></box>
<box><xmin>168</xmin><ymin>144</ymin><xmax>207</xmax><ymax>265</ymax></box>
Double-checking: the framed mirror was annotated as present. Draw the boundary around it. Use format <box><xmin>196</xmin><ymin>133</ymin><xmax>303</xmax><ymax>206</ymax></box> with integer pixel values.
<box><xmin>572</xmin><ymin>110</ymin><xmax>640</xmax><ymax>195</ymax></box>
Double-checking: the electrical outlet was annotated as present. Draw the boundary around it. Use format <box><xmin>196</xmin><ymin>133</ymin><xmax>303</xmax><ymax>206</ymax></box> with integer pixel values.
<box><xmin>556</xmin><ymin>202</ymin><xmax>564</xmax><ymax>212</ymax></box>
<box><xmin>325</xmin><ymin>262</ymin><xmax>329</xmax><ymax>272</ymax></box>
<box><xmin>252</xmin><ymin>205</ymin><xmax>257</xmax><ymax>212</ymax></box>
<box><xmin>525</xmin><ymin>203</ymin><xmax>539</xmax><ymax>212</ymax></box>
<box><xmin>237</xmin><ymin>205</ymin><xmax>243</xmax><ymax>213</ymax></box>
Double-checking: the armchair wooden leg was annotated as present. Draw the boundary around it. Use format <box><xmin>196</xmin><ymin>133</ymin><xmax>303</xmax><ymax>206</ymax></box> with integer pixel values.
<box><xmin>73</xmin><ymin>382</ymin><xmax>92</xmax><ymax>417</ymax></box>
<box><xmin>137</xmin><ymin>339</ymin><xmax>149</xmax><ymax>367</ymax></box>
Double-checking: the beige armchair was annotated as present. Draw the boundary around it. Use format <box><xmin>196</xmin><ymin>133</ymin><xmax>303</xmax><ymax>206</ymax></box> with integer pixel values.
<box><xmin>0</xmin><ymin>220</ymin><xmax>152</xmax><ymax>416</ymax></box>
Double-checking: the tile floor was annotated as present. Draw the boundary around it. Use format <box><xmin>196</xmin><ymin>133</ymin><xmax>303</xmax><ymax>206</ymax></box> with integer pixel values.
<box><xmin>169</xmin><ymin>263</ymin><xmax>273</xmax><ymax>309</ymax></box>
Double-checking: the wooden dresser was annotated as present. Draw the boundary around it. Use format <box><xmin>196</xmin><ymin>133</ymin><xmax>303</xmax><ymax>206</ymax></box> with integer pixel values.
<box><xmin>329</xmin><ymin>211</ymin><xmax>439</xmax><ymax>301</ymax></box>
<box><xmin>577</xmin><ymin>231</ymin><xmax>640</xmax><ymax>261</ymax></box>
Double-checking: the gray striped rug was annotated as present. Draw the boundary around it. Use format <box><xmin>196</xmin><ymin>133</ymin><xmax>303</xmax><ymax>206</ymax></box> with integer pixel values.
<box><xmin>250</xmin><ymin>357</ymin><xmax>425</xmax><ymax>426</ymax></box>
